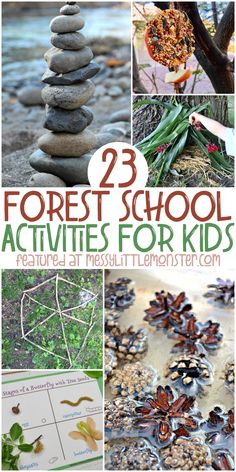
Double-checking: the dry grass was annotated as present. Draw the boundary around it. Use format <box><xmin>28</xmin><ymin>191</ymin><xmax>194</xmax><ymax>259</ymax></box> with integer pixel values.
<box><xmin>148</xmin><ymin>145</ymin><xmax>234</xmax><ymax>187</ymax></box>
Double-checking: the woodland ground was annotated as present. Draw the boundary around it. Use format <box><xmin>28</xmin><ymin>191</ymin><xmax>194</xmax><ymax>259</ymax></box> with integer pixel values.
<box><xmin>2</xmin><ymin>269</ymin><xmax>103</xmax><ymax>370</ymax></box>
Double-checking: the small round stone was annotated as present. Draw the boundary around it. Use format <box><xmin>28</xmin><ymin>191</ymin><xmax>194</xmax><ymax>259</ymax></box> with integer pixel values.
<box><xmin>60</xmin><ymin>4</ymin><xmax>80</xmax><ymax>15</ymax></box>
<box><xmin>50</xmin><ymin>14</ymin><xmax>84</xmax><ymax>34</ymax></box>
<box><xmin>28</xmin><ymin>173</ymin><xmax>66</xmax><ymax>187</ymax></box>
<box><xmin>18</xmin><ymin>86</ymin><xmax>43</xmax><ymax>106</ymax></box>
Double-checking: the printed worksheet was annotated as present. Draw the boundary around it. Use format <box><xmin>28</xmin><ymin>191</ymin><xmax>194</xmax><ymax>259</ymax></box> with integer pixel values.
<box><xmin>2</xmin><ymin>371</ymin><xmax>103</xmax><ymax>470</ymax></box>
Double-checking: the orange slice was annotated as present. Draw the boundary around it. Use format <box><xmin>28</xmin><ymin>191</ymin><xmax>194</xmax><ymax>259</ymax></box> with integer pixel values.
<box><xmin>165</xmin><ymin>69</ymin><xmax>192</xmax><ymax>84</ymax></box>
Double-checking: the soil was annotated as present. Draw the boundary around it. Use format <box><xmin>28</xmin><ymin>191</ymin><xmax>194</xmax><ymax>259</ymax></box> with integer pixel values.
<box><xmin>2</xmin><ymin>269</ymin><xmax>103</xmax><ymax>369</ymax></box>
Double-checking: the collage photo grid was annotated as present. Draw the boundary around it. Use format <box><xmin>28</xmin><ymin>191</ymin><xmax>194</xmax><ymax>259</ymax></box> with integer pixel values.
<box><xmin>1</xmin><ymin>0</ymin><xmax>235</xmax><ymax>471</ymax></box>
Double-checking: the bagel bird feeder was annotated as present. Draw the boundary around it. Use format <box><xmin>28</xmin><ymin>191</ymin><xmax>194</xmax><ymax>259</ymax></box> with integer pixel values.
<box><xmin>144</xmin><ymin>8</ymin><xmax>195</xmax><ymax>93</ymax></box>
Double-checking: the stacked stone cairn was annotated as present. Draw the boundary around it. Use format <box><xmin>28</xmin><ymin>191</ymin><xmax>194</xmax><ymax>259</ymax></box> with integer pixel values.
<box><xmin>29</xmin><ymin>2</ymin><xmax>100</xmax><ymax>187</ymax></box>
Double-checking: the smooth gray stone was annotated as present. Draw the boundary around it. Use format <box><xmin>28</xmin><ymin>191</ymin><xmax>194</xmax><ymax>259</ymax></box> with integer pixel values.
<box><xmin>18</xmin><ymin>86</ymin><xmax>43</xmax><ymax>106</ymax></box>
<box><xmin>42</xmin><ymin>81</ymin><xmax>95</xmax><ymax>109</ymax></box>
<box><xmin>44</xmin><ymin>46</ymin><xmax>93</xmax><ymax>74</ymax></box>
<box><xmin>44</xmin><ymin>105</ymin><xmax>93</xmax><ymax>133</ymax></box>
<box><xmin>50</xmin><ymin>14</ymin><xmax>84</xmax><ymax>33</ymax></box>
<box><xmin>60</xmin><ymin>4</ymin><xmax>80</xmax><ymax>15</ymax></box>
<box><xmin>108</xmin><ymin>85</ymin><xmax>122</xmax><ymax>97</ymax></box>
<box><xmin>95</xmin><ymin>133</ymin><xmax>116</xmax><ymax>148</ymax></box>
<box><xmin>51</xmin><ymin>32</ymin><xmax>87</xmax><ymax>50</ymax></box>
<box><xmin>29</xmin><ymin>149</ymin><xmax>91</xmax><ymax>184</ymax></box>
<box><xmin>42</xmin><ymin>61</ymin><xmax>100</xmax><ymax>85</ymax></box>
<box><xmin>28</xmin><ymin>172</ymin><xmax>66</xmax><ymax>187</ymax></box>
<box><xmin>109</xmin><ymin>110</ymin><xmax>131</xmax><ymax>123</ymax></box>
<box><xmin>101</xmin><ymin>121</ymin><xmax>131</xmax><ymax>137</ymax></box>
<box><xmin>38</xmin><ymin>129</ymin><xmax>96</xmax><ymax>157</ymax></box>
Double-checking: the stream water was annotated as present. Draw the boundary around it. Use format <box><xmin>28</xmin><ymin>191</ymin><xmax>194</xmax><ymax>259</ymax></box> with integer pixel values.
<box><xmin>2</xmin><ymin>4</ymin><xmax>130</xmax><ymax>86</ymax></box>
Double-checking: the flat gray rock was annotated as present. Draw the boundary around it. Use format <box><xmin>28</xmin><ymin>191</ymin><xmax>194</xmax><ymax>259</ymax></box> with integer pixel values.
<box><xmin>42</xmin><ymin>61</ymin><xmax>100</xmax><ymax>85</ymax></box>
<box><xmin>28</xmin><ymin>172</ymin><xmax>66</xmax><ymax>187</ymax></box>
<box><xmin>44</xmin><ymin>105</ymin><xmax>93</xmax><ymax>133</ymax></box>
<box><xmin>51</xmin><ymin>32</ymin><xmax>87</xmax><ymax>50</ymax></box>
<box><xmin>50</xmin><ymin>14</ymin><xmax>84</xmax><ymax>33</ymax></box>
<box><xmin>44</xmin><ymin>46</ymin><xmax>93</xmax><ymax>74</ymax></box>
<box><xmin>60</xmin><ymin>4</ymin><xmax>80</xmax><ymax>15</ymax></box>
<box><xmin>42</xmin><ymin>81</ymin><xmax>95</xmax><ymax>109</ymax></box>
<box><xmin>29</xmin><ymin>149</ymin><xmax>91</xmax><ymax>184</ymax></box>
<box><xmin>38</xmin><ymin>129</ymin><xmax>96</xmax><ymax>157</ymax></box>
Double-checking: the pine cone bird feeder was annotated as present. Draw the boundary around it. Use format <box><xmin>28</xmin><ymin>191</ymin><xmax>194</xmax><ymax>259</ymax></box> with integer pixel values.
<box><xmin>145</xmin><ymin>9</ymin><xmax>195</xmax><ymax>68</ymax></box>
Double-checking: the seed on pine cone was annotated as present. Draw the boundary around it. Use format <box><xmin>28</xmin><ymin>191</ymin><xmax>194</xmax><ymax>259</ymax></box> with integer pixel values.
<box><xmin>105</xmin><ymin>327</ymin><xmax>120</xmax><ymax>349</ymax></box>
<box><xmin>105</xmin><ymin>438</ymin><xmax>161</xmax><ymax>470</ymax></box>
<box><xmin>105</xmin><ymin>397</ymin><xmax>136</xmax><ymax>437</ymax></box>
<box><xmin>205</xmin><ymin>278</ymin><xmax>234</xmax><ymax>305</ymax></box>
<box><xmin>160</xmin><ymin>437</ymin><xmax>211</xmax><ymax>470</ymax></box>
<box><xmin>105</xmin><ymin>309</ymin><xmax>121</xmax><ymax>330</ymax></box>
<box><xmin>165</xmin><ymin>353</ymin><xmax>213</xmax><ymax>396</ymax></box>
<box><xmin>105</xmin><ymin>277</ymin><xmax>135</xmax><ymax>310</ymax></box>
<box><xmin>224</xmin><ymin>361</ymin><xmax>234</xmax><ymax>393</ymax></box>
<box><xmin>105</xmin><ymin>348</ymin><xmax>118</xmax><ymax>381</ymax></box>
<box><xmin>145</xmin><ymin>9</ymin><xmax>195</xmax><ymax>68</ymax></box>
<box><xmin>110</xmin><ymin>361</ymin><xmax>158</xmax><ymax>398</ymax></box>
<box><xmin>112</xmin><ymin>326</ymin><xmax>148</xmax><ymax>362</ymax></box>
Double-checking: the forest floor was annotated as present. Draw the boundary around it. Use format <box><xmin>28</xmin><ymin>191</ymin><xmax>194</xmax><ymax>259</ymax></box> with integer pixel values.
<box><xmin>2</xmin><ymin>269</ymin><xmax>103</xmax><ymax>370</ymax></box>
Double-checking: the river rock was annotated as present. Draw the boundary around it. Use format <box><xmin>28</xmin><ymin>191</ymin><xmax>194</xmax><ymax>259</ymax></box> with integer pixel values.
<box><xmin>44</xmin><ymin>47</ymin><xmax>93</xmax><ymax>74</ymax></box>
<box><xmin>60</xmin><ymin>4</ymin><xmax>80</xmax><ymax>15</ymax></box>
<box><xmin>50</xmin><ymin>14</ymin><xmax>84</xmax><ymax>33</ymax></box>
<box><xmin>28</xmin><ymin>172</ymin><xmax>66</xmax><ymax>187</ymax></box>
<box><xmin>42</xmin><ymin>81</ymin><xmax>95</xmax><ymax>109</ymax></box>
<box><xmin>18</xmin><ymin>86</ymin><xmax>44</xmax><ymax>106</ymax></box>
<box><xmin>109</xmin><ymin>110</ymin><xmax>131</xmax><ymax>123</ymax></box>
<box><xmin>38</xmin><ymin>129</ymin><xmax>96</xmax><ymax>157</ymax></box>
<box><xmin>108</xmin><ymin>85</ymin><xmax>122</xmax><ymax>97</ymax></box>
<box><xmin>101</xmin><ymin>121</ymin><xmax>131</xmax><ymax>137</ymax></box>
<box><xmin>44</xmin><ymin>105</ymin><xmax>93</xmax><ymax>133</ymax></box>
<box><xmin>42</xmin><ymin>61</ymin><xmax>100</xmax><ymax>85</ymax></box>
<box><xmin>51</xmin><ymin>32</ymin><xmax>87</xmax><ymax>50</ymax></box>
<box><xmin>95</xmin><ymin>133</ymin><xmax>115</xmax><ymax>148</ymax></box>
<box><xmin>29</xmin><ymin>149</ymin><xmax>92</xmax><ymax>184</ymax></box>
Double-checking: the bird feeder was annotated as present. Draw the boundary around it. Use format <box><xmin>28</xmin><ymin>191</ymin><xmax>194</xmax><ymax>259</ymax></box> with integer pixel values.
<box><xmin>145</xmin><ymin>9</ymin><xmax>195</xmax><ymax>68</ymax></box>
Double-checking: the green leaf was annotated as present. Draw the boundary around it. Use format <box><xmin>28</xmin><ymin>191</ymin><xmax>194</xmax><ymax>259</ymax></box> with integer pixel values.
<box><xmin>10</xmin><ymin>423</ymin><xmax>22</xmax><ymax>441</ymax></box>
<box><xmin>85</xmin><ymin>370</ymin><xmax>103</xmax><ymax>379</ymax></box>
<box><xmin>19</xmin><ymin>434</ymin><xmax>25</xmax><ymax>445</ymax></box>
<box><xmin>2</xmin><ymin>462</ymin><xmax>12</xmax><ymax>470</ymax></box>
<box><xmin>18</xmin><ymin>444</ymin><xmax>33</xmax><ymax>453</ymax></box>
<box><xmin>133</xmin><ymin>98</ymin><xmax>174</xmax><ymax>111</ymax></box>
<box><xmin>163</xmin><ymin>128</ymin><xmax>189</xmax><ymax>176</ymax></box>
<box><xmin>138</xmin><ymin>63</ymin><xmax>151</xmax><ymax>70</ymax></box>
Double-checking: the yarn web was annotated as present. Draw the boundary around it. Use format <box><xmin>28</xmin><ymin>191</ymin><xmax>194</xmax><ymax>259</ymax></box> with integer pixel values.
<box><xmin>20</xmin><ymin>274</ymin><xmax>98</xmax><ymax>368</ymax></box>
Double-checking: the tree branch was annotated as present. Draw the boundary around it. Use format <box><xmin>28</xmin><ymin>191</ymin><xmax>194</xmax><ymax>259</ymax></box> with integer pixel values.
<box><xmin>176</xmin><ymin>2</ymin><xmax>229</xmax><ymax>67</ymax></box>
<box><xmin>214</xmin><ymin>2</ymin><xmax>234</xmax><ymax>53</ymax></box>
